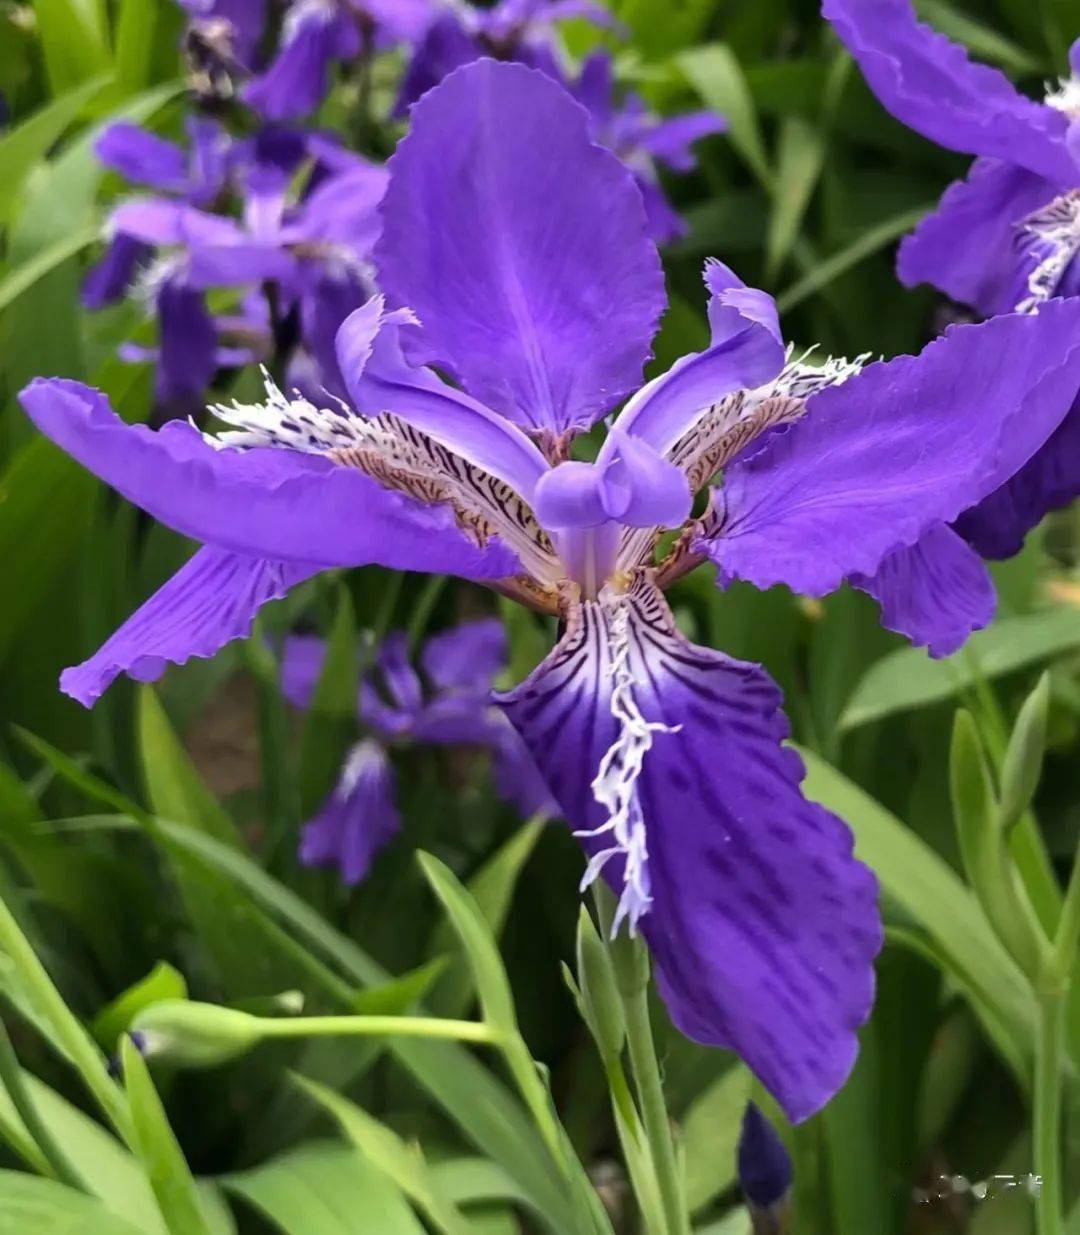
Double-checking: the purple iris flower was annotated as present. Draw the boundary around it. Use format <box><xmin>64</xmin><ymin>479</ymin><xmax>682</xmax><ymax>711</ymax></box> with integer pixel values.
<box><xmin>283</xmin><ymin>620</ymin><xmax>554</xmax><ymax>883</ymax></box>
<box><xmin>83</xmin><ymin>116</ymin><xmax>233</xmax><ymax>309</ymax></box>
<box><xmin>20</xmin><ymin>61</ymin><xmax>1080</xmax><ymax>1121</ymax></box>
<box><xmin>86</xmin><ymin>125</ymin><xmax>385</xmax><ymax>410</ymax></box>
<box><xmin>824</xmin><ymin>0</ymin><xmax>1080</xmax><ymax>560</ymax></box>
<box><xmin>244</xmin><ymin>0</ymin><xmax>435</xmax><ymax>120</ymax></box>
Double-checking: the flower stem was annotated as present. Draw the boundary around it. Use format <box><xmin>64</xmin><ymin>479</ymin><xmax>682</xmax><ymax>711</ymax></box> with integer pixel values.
<box><xmin>257</xmin><ymin>1014</ymin><xmax>500</xmax><ymax>1045</ymax></box>
<box><xmin>1034</xmin><ymin>833</ymin><xmax>1080</xmax><ymax>1235</ymax></box>
<box><xmin>622</xmin><ymin>984</ymin><xmax>689</xmax><ymax>1235</ymax></box>
<box><xmin>1034</xmin><ymin>987</ymin><xmax>1065</xmax><ymax>1235</ymax></box>
<box><xmin>594</xmin><ymin>886</ymin><xmax>687</xmax><ymax>1235</ymax></box>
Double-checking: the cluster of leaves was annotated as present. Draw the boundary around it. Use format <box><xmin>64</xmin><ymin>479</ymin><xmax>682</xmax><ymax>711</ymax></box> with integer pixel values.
<box><xmin>1</xmin><ymin>0</ymin><xmax>1080</xmax><ymax>1232</ymax></box>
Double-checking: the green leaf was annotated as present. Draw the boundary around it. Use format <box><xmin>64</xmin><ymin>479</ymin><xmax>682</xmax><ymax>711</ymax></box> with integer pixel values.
<box><xmin>574</xmin><ymin>908</ymin><xmax>625</xmax><ymax>1063</ymax></box>
<box><xmin>427</xmin><ymin>1158</ymin><xmax>534</xmax><ymax>1211</ymax></box>
<box><xmin>840</xmin><ymin>608</ymin><xmax>1080</xmax><ymax>730</ymax></box>
<box><xmin>678</xmin><ymin>44</ymin><xmax>773</xmax><ymax>189</ymax></box>
<box><xmin>681</xmin><ymin>1064</ymin><xmax>753</xmax><ymax>1214</ymax></box>
<box><xmin>224</xmin><ymin>1142</ymin><xmax>426</xmax><ymax>1235</ymax></box>
<box><xmin>136</xmin><ymin>687</ymin><xmax>300</xmax><ymax>997</ymax></box>
<box><xmin>32</xmin><ymin>808</ymin><xmax>577</xmax><ymax>1233</ymax></box>
<box><xmin>775</xmin><ymin>204</ymin><xmax>930</xmax><ymax>313</ymax></box>
<box><xmin>0</xmin><ymin>1073</ymin><xmax>167</xmax><ymax>1235</ymax></box>
<box><xmin>0</xmin><ymin>1171</ymin><xmax>149</xmax><ymax>1235</ymax></box>
<box><xmin>417</xmin><ymin>853</ymin><xmax>518</xmax><ymax>1037</ymax></box>
<box><xmin>0</xmin><ymin>441</ymin><xmax>99</xmax><ymax>664</ymax></box>
<box><xmin>765</xmin><ymin>116</ymin><xmax>824</xmax><ymax>279</ymax></box>
<box><xmin>31</xmin><ymin>0</ymin><xmax>111</xmax><ymax>93</ymax></box>
<box><xmin>137</xmin><ymin>688</ymin><xmax>240</xmax><ymax>847</ymax></box>
<box><xmin>429</xmin><ymin>818</ymin><xmax>545</xmax><ymax>1017</ymax></box>
<box><xmin>121</xmin><ymin>1038</ymin><xmax>214</xmax><ymax>1235</ymax></box>
<box><xmin>0</xmin><ymin>226</ymin><xmax>101</xmax><ymax>317</ymax></box>
<box><xmin>950</xmin><ymin>712</ymin><xmax>1051</xmax><ymax>981</ymax></box>
<box><xmin>694</xmin><ymin>1209</ymin><xmax>752</xmax><ymax>1235</ymax></box>
<box><xmin>0</xmin><ymin>74</ymin><xmax>110</xmax><ymax>224</ymax></box>
<box><xmin>798</xmin><ymin>748</ymin><xmax>1039</xmax><ymax>1079</ymax></box>
<box><xmin>999</xmin><ymin>672</ymin><xmax>1050</xmax><ymax>832</ymax></box>
<box><xmin>114</xmin><ymin>0</ymin><xmax>158</xmax><ymax>92</ymax></box>
<box><xmin>295</xmin><ymin>1078</ymin><xmax>473</xmax><ymax>1235</ymax></box>
<box><xmin>416</xmin><ymin>856</ymin><xmax>601</xmax><ymax>1233</ymax></box>
<box><xmin>0</xmin><ymin>881</ymin><xmax>130</xmax><ymax>1137</ymax></box>
<box><xmin>92</xmin><ymin>964</ymin><xmax>189</xmax><ymax>1052</ymax></box>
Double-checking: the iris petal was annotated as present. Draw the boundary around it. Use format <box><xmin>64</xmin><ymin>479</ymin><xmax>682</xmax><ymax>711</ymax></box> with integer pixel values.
<box><xmin>498</xmin><ymin>575</ymin><xmax>881</xmax><ymax>1122</ymax></box>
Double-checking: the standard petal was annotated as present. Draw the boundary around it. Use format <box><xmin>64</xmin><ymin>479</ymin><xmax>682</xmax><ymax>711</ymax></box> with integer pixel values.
<box><xmin>498</xmin><ymin>577</ymin><xmax>881</xmax><ymax>1122</ymax></box>
<box><xmin>608</xmin><ymin>261</ymin><xmax>785</xmax><ymax>459</ymax></box>
<box><xmin>897</xmin><ymin>158</ymin><xmax>1057</xmax><ymax>315</ymax></box>
<box><xmin>61</xmin><ymin>547</ymin><xmax>319</xmax><ymax>706</ymax></box>
<box><xmin>299</xmin><ymin>740</ymin><xmax>400</xmax><ymax>885</ymax></box>
<box><xmin>850</xmin><ymin>522</ymin><xmax>996</xmax><ymax>658</ymax></box>
<box><xmin>376</xmin><ymin>59</ymin><xmax>665</xmax><ymax>435</ymax></box>
<box><xmin>336</xmin><ymin>298</ymin><xmax>550</xmax><ymax>500</ymax></box>
<box><xmin>954</xmin><ymin>395</ymin><xmax>1080</xmax><ymax>559</ymax></box>
<box><xmin>822</xmin><ymin>0</ymin><xmax>1075</xmax><ymax>184</ymax></box>
<box><xmin>95</xmin><ymin>123</ymin><xmax>188</xmax><ymax>190</ymax></box>
<box><xmin>18</xmin><ymin>378</ymin><xmax>521</xmax><ymax>579</ymax></box>
<box><xmin>702</xmin><ymin>301</ymin><xmax>1080</xmax><ymax>596</ymax></box>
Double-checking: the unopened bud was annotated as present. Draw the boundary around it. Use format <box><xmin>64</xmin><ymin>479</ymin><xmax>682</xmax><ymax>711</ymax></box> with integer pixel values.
<box><xmin>129</xmin><ymin>1000</ymin><xmax>263</xmax><ymax>1068</ymax></box>
<box><xmin>738</xmin><ymin>1103</ymin><xmax>792</xmax><ymax>1233</ymax></box>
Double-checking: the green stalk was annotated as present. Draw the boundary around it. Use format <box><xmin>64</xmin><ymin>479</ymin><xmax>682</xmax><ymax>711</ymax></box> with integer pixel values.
<box><xmin>258</xmin><ymin>1013</ymin><xmax>500</xmax><ymax>1045</ymax></box>
<box><xmin>406</xmin><ymin>575</ymin><xmax>447</xmax><ymax>655</ymax></box>
<box><xmin>595</xmin><ymin>888</ymin><xmax>688</xmax><ymax>1235</ymax></box>
<box><xmin>622</xmin><ymin>987</ymin><xmax>688</xmax><ymax>1235</ymax></box>
<box><xmin>1034</xmin><ymin>989</ymin><xmax>1065</xmax><ymax>1235</ymax></box>
<box><xmin>1032</xmin><ymin>834</ymin><xmax>1080</xmax><ymax>1235</ymax></box>
<box><xmin>0</xmin><ymin>894</ymin><xmax>131</xmax><ymax>1142</ymax></box>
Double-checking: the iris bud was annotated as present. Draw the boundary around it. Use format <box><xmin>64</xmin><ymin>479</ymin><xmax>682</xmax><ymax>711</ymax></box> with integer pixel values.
<box><xmin>998</xmin><ymin>672</ymin><xmax>1049</xmax><ymax>833</ymax></box>
<box><xmin>575</xmin><ymin>907</ymin><xmax>626</xmax><ymax>1060</ymax></box>
<box><xmin>129</xmin><ymin>1000</ymin><xmax>263</xmax><ymax>1068</ymax></box>
<box><xmin>950</xmin><ymin>709</ymin><xmax>1048</xmax><ymax>978</ymax></box>
<box><xmin>738</xmin><ymin>1102</ymin><xmax>792</xmax><ymax>1233</ymax></box>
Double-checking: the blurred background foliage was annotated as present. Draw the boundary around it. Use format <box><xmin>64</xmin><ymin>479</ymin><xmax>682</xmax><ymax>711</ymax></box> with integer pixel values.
<box><xmin>0</xmin><ymin>0</ymin><xmax>1079</xmax><ymax>1232</ymax></box>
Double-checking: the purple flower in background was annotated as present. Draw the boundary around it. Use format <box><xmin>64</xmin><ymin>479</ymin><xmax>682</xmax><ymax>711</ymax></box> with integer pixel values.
<box><xmin>85</xmin><ymin>123</ymin><xmax>386</xmax><ymax>409</ymax></box>
<box><xmin>21</xmin><ymin>61</ymin><xmax>1080</xmax><ymax>1122</ymax></box>
<box><xmin>283</xmin><ymin>620</ymin><xmax>553</xmax><ymax>882</ymax></box>
<box><xmin>824</xmin><ymin>0</ymin><xmax>1080</xmax><ymax>560</ymax></box>
<box><xmin>244</xmin><ymin>0</ymin><xmax>435</xmax><ymax>120</ymax></box>
<box><xmin>398</xmin><ymin>0</ymin><xmax>618</xmax><ymax>109</ymax></box>
<box><xmin>83</xmin><ymin>116</ymin><xmax>233</xmax><ymax>310</ymax></box>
